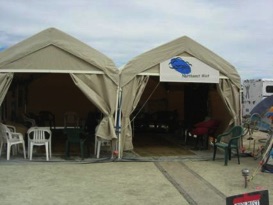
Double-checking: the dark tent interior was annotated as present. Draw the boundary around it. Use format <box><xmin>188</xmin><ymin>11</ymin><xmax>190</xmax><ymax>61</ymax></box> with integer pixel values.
<box><xmin>1</xmin><ymin>73</ymin><xmax>102</xmax><ymax>157</ymax></box>
<box><xmin>1</xmin><ymin>74</ymin><xmax>232</xmax><ymax>157</ymax></box>
<box><xmin>130</xmin><ymin>76</ymin><xmax>231</xmax><ymax>156</ymax></box>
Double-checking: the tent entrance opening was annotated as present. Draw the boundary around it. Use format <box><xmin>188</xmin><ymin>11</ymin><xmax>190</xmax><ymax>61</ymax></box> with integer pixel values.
<box><xmin>131</xmin><ymin>76</ymin><xmax>230</xmax><ymax>156</ymax></box>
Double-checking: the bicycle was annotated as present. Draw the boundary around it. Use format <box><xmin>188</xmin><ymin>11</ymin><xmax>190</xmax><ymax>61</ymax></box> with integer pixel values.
<box><xmin>242</xmin><ymin>113</ymin><xmax>261</xmax><ymax>137</ymax></box>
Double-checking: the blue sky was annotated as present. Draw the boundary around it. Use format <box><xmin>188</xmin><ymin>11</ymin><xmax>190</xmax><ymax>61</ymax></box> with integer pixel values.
<box><xmin>0</xmin><ymin>0</ymin><xmax>273</xmax><ymax>81</ymax></box>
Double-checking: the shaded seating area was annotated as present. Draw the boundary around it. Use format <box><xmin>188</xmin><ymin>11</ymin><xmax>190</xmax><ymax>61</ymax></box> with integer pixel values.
<box><xmin>64</xmin><ymin>128</ymin><xmax>90</xmax><ymax>160</ymax></box>
<box><xmin>21</xmin><ymin>111</ymin><xmax>55</xmax><ymax>129</ymax></box>
<box><xmin>3</xmin><ymin>111</ymin><xmax>102</xmax><ymax>160</ymax></box>
<box><xmin>213</xmin><ymin>125</ymin><xmax>244</xmax><ymax>166</ymax></box>
<box><xmin>132</xmin><ymin>110</ymin><xmax>179</xmax><ymax>133</ymax></box>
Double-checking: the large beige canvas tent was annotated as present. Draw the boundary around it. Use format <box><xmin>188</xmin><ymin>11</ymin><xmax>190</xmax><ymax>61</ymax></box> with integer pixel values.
<box><xmin>119</xmin><ymin>36</ymin><xmax>241</xmax><ymax>155</ymax></box>
<box><xmin>0</xmin><ymin>28</ymin><xmax>119</xmax><ymax>141</ymax></box>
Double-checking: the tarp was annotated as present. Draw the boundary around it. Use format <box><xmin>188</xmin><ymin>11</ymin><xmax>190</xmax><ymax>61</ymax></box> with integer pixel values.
<box><xmin>251</xmin><ymin>95</ymin><xmax>273</xmax><ymax>116</ymax></box>
<box><xmin>119</xmin><ymin>36</ymin><xmax>241</xmax><ymax>155</ymax></box>
<box><xmin>0</xmin><ymin>27</ymin><xmax>119</xmax><ymax>141</ymax></box>
<box><xmin>250</xmin><ymin>96</ymin><xmax>273</xmax><ymax>131</ymax></box>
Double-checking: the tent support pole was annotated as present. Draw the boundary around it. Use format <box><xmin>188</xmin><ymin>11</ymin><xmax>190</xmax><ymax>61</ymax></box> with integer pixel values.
<box><xmin>114</xmin><ymin>86</ymin><xmax>122</xmax><ymax>159</ymax></box>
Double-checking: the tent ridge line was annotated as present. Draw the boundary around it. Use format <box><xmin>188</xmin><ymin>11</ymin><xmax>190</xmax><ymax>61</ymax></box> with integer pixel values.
<box><xmin>1</xmin><ymin>43</ymin><xmax>103</xmax><ymax>73</ymax></box>
<box><xmin>0</xmin><ymin>69</ymin><xmax>104</xmax><ymax>74</ymax></box>
<box><xmin>0</xmin><ymin>42</ymin><xmax>53</xmax><ymax>68</ymax></box>
<box><xmin>50</xmin><ymin>42</ymin><xmax>105</xmax><ymax>70</ymax></box>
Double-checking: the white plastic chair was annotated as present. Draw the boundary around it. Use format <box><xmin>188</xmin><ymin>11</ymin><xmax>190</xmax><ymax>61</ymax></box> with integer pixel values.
<box><xmin>27</xmin><ymin>127</ymin><xmax>52</xmax><ymax>161</ymax></box>
<box><xmin>0</xmin><ymin>123</ymin><xmax>26</xmax><ymax>160</ymax></box>
<box><xmin>94</xmin><ymin>136</ymin><xmax>117</xmax><ymax>158</ymax></box>
<box><xmin>3</xmin><ymin>125</ymin><xmax>18</xmax><ymax>155</ymax></box>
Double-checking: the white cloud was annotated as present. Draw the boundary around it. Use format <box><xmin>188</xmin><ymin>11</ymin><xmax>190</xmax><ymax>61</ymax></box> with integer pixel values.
<box><xmin>0</xmin><ymin>0</ymin><xmax>273</xmax><ymax>80</ymax></box>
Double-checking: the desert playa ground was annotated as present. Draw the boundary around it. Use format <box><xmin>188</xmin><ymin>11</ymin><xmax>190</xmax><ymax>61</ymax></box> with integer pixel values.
<box><xmin>0</xmin><ymin>129</ymin><xmax>272</xmax><ymax>204</ymax></box>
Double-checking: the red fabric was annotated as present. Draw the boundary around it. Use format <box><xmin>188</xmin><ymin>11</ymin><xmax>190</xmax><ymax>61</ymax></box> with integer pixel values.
<box><xmin>194</xmin><ymin>119</ymin><xmax>219</xmax><ymax>128</ymax></box>
<box><xmin>191</xmin><ymin>127</ymin><xmax>208</xmax><ymax>135</ymax></box>
<box><xmin>190</xmin><ymin>119</ymin><xmax>219</xmax><ymax>136</ymax></box>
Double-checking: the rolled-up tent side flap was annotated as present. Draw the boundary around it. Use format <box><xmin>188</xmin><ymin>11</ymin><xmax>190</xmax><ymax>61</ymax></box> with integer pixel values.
<box><xmin>0</xmin><ymin>73</ymin><xmax>13</xmax><ymax>106</ymax></box>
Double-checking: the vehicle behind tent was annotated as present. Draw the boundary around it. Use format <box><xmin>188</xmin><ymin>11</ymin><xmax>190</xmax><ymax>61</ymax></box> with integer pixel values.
<box><xmin>242</xmin><ymin>79</ymin><xmax>273</xmax><ymax>117</ymax></box>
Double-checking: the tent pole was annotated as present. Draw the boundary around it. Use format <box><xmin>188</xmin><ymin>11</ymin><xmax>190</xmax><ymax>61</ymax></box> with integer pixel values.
<box><xmin>114</xmin><ymin>87</ymin><xmax>119</xmax><ymax>156</ymax></box>
<box><xmin>117</xmin><ymin>87</ymin><xmax>122</xmax><ymax>159</ymax></box>
<box><xmin>114</xmin><ymin>86</ymin><xmax>122</xmax><ymax>159</ymax></box>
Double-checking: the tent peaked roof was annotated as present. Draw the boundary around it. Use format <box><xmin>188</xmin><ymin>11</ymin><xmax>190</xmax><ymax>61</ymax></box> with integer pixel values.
<box><xmin>0</xmin><ymin>27</ymin><xmax>119</xmax><ymax>84</ymax></box>
<box><xmin>120</xmin><ymin>36</ymin><xmax>240</xmax><ymax>88</ymax></box>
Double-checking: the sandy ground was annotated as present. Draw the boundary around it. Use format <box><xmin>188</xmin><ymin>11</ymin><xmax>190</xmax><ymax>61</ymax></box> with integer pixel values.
<box><xmin>0</xmin><ymin>161</ymin><xmax>188</xmax><ymax>205</ymax></box>
<box><xmin>0</xmin><ymin>130</ymin><xmax>272</xmax><ymax>205</ymax></box>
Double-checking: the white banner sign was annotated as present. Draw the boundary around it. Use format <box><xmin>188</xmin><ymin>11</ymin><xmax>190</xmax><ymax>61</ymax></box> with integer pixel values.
<box><xmin>160</xmin><ymin>56</ymin><xmax>219</xmax><ymax>83</ymax></box>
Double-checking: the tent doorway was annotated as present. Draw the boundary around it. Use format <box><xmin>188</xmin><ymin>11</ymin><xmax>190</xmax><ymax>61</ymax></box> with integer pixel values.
<box><xmin>2</xmin><ymin>73</ymin><xmax>100</xmax><ymax>126</ymax></box>
<box><xmin>1</xmin><ymin>73</ymin><xmax>101</xmax><ymax>155</ymax></box>
<box><xmin>131</xmin><ymin>76</ymin><xmax>229</xmax><ymax>156</ymax></box>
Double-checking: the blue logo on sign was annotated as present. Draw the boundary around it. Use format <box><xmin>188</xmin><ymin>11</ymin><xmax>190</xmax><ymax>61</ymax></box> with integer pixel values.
<box><xmin>169</xmin><ymin>57</ymin><xmax>192</xmax><ymax>74</ymax></box>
